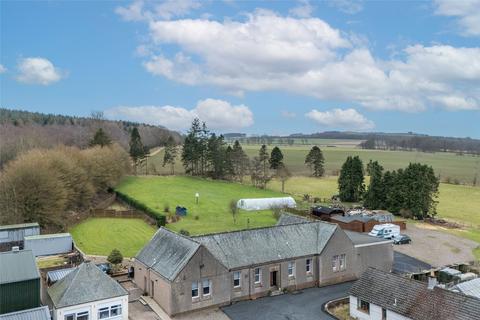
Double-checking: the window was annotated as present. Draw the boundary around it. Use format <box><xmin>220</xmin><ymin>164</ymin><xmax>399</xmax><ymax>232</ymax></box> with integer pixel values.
<box><xmin>306</xmin><ymin>258</ymin><xmax>312</xmax><ymax>273</ymax></box>
<box><xmin>110</xmin><ymin>305</ymin><xmax>122</xmax><ymax>317</ymax></box>
<box><xmin>332</xmin><ymin>255</ymin><xmax>339</xmax><ymax>272</ymax></box>
<box><xmin>339</xmin><ymin>254</ymin><xmax>346</xmax><ymax>271</ymax></box>
<box><xmin>65</xmin><ymin>315</ymin><xmax>75</xmax><ymax>320</ymax></box>
<box><xmin>76</xmin><ymin>312</ymin><xmax>89</xmax><ymax>320</ymax></box>
<box><xmin>192</xmin><ymin>281</ymin><xmax>199</xmax><ymax>298</ymax></box>
<box><xmin>382</xmin><ymin>308</ymin><xmax>387</xmax><ymax>320</ymax></box>
<box><xmin>98</xmin><ymin>305</ymin><xmax>122</xmax><ymax>319</ymax></box>
<box><xmin>357</xmin><ymin>298</ymin><xmax>370</xmax><ymax>314</ymax></box>
<box><xmin>233</xmin><ymin>271</ymin><xmax>241</xmax><ymax>287</ymax></box>
<box><xmin>98</xmin><ymin>307</ymin><xmax>110</xmax><ymax>319</ymax></box>
<box><xmin>64</xmin><ymin>312</ymin><xmax>89</xmax><ymax>320</ymax></box>
<box><xmin>202</xmin><ymin>278</ymin><xmax>211</xmax><ymax>296</ymax></box>
<box><xmin>288</xmin><ymin>261</ymin><xmax>295</xmax><ymax>277</ymax></box>
<box><xmin>254</xmin><ymin>268</ymin><xmax>261</xmax><ymax>284</ymax></box>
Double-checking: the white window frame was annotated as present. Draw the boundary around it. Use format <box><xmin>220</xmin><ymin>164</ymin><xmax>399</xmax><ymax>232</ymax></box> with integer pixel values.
<box><xmin>64</xmin><ymin>311</ymin><xmax>89</xmax><ymax>320</ymax></box>
<box><xmin>254</xmin><ymin>268</ymin><xmax>262</xmax><ymax>284</ymax></box>
<box><xmin>332</xmin><ymin>255</ymin><xmax>339</xmax><ymax>272</ymax></box>
<box><xmin>233</xmin><ymin>271</ymin><xmax>241</xmax><ymax>288</ymax></box>
<box><xmin>339</xmin><ymin>254</ymin><xmax>346</xmax><ymax>271</ymax></box>
<box><xmin>192</xmin><ymin>281</ymin><xmax>199</xmax><ymax>298</ymax></box>
<box><xmin>288</xmin><ymin>261</ymin><xmax>295</xmax><ymax>277</ymax></box>
<box><xmin>202</xmin><ymin>278</ymin><xmax>211</xmax><ymax>296</ymax></box>
<box><xmin>306</xmin><ymin>258</ymin><xmax>312</xmax><ymax>274</ymax></box>
<box><xmin>98</xmin><ymin>307</ymin><xmax>110</xmax><ymax>319</ymax></box>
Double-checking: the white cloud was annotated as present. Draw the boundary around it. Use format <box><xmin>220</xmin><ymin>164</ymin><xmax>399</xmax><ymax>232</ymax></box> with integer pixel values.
<box><xmin>104</xmin><ymin>98</ymin><xmax>253</xmax><ymax>131</ymax></box>
<box><xmin>434</xmin><ymin>0</ymin><xmax>480</xmax><ymax>36</ymax></box>
<box><xmin>0</xmin><ymin>64</ymin><xmax>6</xmax><ymax>73</ymax></box>
<box><xmin>328</xmin><ymin>0</ymin><xmax>364</xmax><ymax>15</ymax></box>
<box><xmin>119</xmin><ymin>6</ymin><xmax>480</xmax><ymax>112</ymax></box>
<box><xmin>116</xmin><ymin>0</ymin><xmax>201</xmax><ymax>22</ymax></box>
<box><xmin>306</xmin><ymin>108</ymin><xmax>374</xmax><ymax>130</ymax></box>
<box><xmin>289</xmin><ymin>0</ymin><xmax>315</xmax><ymax>18</ymax></box>
<box><xmin>16</xmin><ymin>57</ymin><xmax>63</xmax><ymax>85</ymax></box>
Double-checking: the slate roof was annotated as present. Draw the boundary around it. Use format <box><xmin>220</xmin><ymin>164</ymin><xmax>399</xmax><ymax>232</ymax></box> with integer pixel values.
<box><xmin>0</xmin><ymin>250</ymin><xmax>40</xmax><ymax>284</ymax></box>
<box><xmin>0</xmin><ymin>223</ymin><xmax>39</xmax><ymax>231</ymax></box>
<box><xmin>48</xmin><ymin>262</ymin><xmax>127</xmax><ymax>308</ymax></box>
<box><xmin>452</xmin><ymin>278</ymin><xmax>480</xmax><ymax>299</ymax></box>
<box><xmin>193</xmin><ymin>222</ymin><xmax>338</xmax><ymax>270</ymax></box>
<box><xmin>0</xmin><ymin>306</ymin><xmax>50</xmax><ymax>320</ymax></box>
<box><xmin>276</xmin><ymin>212</ymin><xmax>311</xmax><ymax>226</ymax></box>
<box><xmin>344</xmin><ymin>230</ymin><xmax>391</xmax><ymax>246</ymax></box>
<box><xmin>350</xmin><ymin>268</ymin><xmax>480</xmax><ymax>320</ymax></box>
<box><xmin>135</xmin><ymin>228</ymin><xmax>200</xmax><ymax>281</ymax></box>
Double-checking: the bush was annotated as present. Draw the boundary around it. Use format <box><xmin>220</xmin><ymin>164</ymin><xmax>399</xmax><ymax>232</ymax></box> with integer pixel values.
<box><xmin>163</xmin><ymin>203</ymin><xmax>170</xmax><ymax>213</ymax></box>
<box><xmin>107</xmin><ymin>248</ymin><xmax>123</xmax><ymax>272</ymax></box>
<box><xmin>115</xmin><ymin>191</ymin><xmax>166</xmax><ymax>226</ymax></box>
<box><xmin>194</xmin><ymin>215</ymin><xmax>199</xmax><ymax>220</ymax></box>
<box><xmin>179</xmin><ymin>229</ymin><xmax>190</xmax><ymax>236</ymax></box>
<box><xmin>272</xmin><ymin>207</ymin><xmax>282</xmax><ymax>221</ymax></box>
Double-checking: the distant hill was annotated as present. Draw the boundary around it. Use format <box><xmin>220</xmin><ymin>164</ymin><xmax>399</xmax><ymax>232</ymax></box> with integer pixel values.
<box><xmin>0</xmin><ymin>108</ymin><xmax>182</xmax><ymax>167</ymax></box>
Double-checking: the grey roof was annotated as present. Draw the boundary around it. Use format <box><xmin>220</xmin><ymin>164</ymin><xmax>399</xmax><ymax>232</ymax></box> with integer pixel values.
<box><xmin>0</xmin><ymin>223</ymin><xmax>39</xmax><ymax>231</ymax></box>
<box><xmin>344</xmin><ymin>230</ymin><xmax>391</xmax><ymax>246</ymax></box>
<box><xmin>0</xmin><ymin>306</ymin><xmax>50</xmax><ymax>320</ymax></box>
<box><xmin>48</xmin><ymin>262</ymin><xmax>127</xmax><ymax>308</ymax></box>
<box><xmin>193</xmin><ymin>222</ymin><xmax>338</xmax><ymax>270</ymax></box>
<box><xmin>0</xmin><ymin>250</ymin><xmax>40</xmax><ymax>284</ymax></box>
<box><xmin>135</xmin><ymin>228</ymin><xmax>200</xmax><ymax>281</ymax></box>
<box><xmin>25</xmin><ymin>233</ymin><xmax>71</xmax><ymax>240</ymax></box>
<box><xmin>452</xmin><ymin>278</ymin><xmax>480</xmax><ymax>299</ymax></box>
<box><xmin>276</xmin><ymin>213</ymin><xmax>311</xmax><ymax>226</ymax></box>
<box><xmin>330</xmin><ymin>214</ymin><xmax>373</xmax><ymax>223</ymax></box>
<box><xmin>350</xmin><ymin>268</ymin><xmax>480</xmax><ymax>320</ymax></box>
<box><xmin>47</xmin><ymin>267</ymin><xmax>76</xmax><ymax>283</ymax></box>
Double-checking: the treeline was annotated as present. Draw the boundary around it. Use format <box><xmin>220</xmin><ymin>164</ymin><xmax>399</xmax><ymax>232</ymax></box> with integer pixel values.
<box><xmin>0</xmin><ymin>144</ymin><xmax>131</xmax><ymax>227</ymax></box>
<box><xmin>0</xmin><ymin>108</ymin><xmax>182</xmax><ymax>167</ymax></box>
<box><xmin>338</xmin><ymin>157</ymin><xmax>439</xmax><ymax>219</ymax></box>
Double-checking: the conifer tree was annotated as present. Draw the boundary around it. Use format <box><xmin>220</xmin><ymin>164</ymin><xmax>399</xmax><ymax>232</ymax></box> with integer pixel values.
<box><xmin>269</xmin><ymin>146</ymin><xmax>284</xmax><ymax>170</ymax></box>
<box><xmin>89</xmin><ymin>128</ymin><xmax>111</xmax><ymax>147</ymax></box>
<box><xmin>305</xmin><ymin>146</ymin><xmax>325</xmax><ymax>177</ymax></box>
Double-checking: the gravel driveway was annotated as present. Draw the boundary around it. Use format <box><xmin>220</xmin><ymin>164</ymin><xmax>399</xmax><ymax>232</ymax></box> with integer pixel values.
<box><xmin>394</xmin><ymin>223</ymin><xmax>479</xmax><ymax>267</ymax></box>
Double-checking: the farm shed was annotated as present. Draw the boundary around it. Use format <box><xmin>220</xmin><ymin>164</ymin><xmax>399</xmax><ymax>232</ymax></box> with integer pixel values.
<box><xmin>0</xmin><ymin>306</ymin><xmax>50</xmax><ymax>320</ymax></box>
<box><xmin>24</xmin><ymin>233</ymin><xmax>73</xmax><ymax>257</ymax></box>
<box><xmin>237</xmin><ymin>197</ymin><xmax>296</xmax><ymax>211</ymax></box>
<box><xmin>0</xmin><ymin>249</ymin><xmax>41</xmax><ymax>314</ymax></box>
<box><xmin>329</xmin><ymin>214</ymin><xmax>406</xmax><ymax>233</ymax></box>
<box><xmin>0</xmin><ymin>223</ymin><xmax>40</xmax><ymax>252</ymax></box>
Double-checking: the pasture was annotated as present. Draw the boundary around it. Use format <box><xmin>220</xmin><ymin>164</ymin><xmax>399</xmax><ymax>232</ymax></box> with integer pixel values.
<box><xmin>69</xmin><ymin>217</ymin><xmax>156</xmax><ymax>257</ymax></box>
<box><xmin>115</xmin><ymin>176</ymin><xmax>283</xmax><ymax>235</ymax></box>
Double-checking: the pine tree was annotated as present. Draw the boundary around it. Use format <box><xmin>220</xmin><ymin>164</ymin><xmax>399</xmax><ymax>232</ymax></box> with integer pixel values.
<box><xmin>231</xmin><ymin>140</ymin><xmax>249</xmax><ymax>182</ymax></box>
<box><xmin>129</xmin><ymin>127</ymin><xmax>145</xmax><ymax>174</ymax></box>
<box><xmin>163</xmin><ymin>136</ymin><xmax>178</xmax><ymax>175</ymax></box>
<box><xmin>89</xmin><ymin>128</ymin><xmax>111</xmax><ymax>147</ymax></box>
<box><xmin>258</xmin><ymin>145</ymin><xmax>270</xmax><ymax>188</ymax></box>
<box><xmin>338</xmin><ymin>156</ymin><xmax>365</xmax><ymax>202</ymax></box>
<box><xmin>364</xmin><ymin>160</ymin><xmax>385</xmax><ymax>209</ymax></box>
<box><xmin>269</xmin><ymin>146</ymin><xmax>284</xmax><ymax>170</ymax></box>
<box><xmin>305</xmin><ymin>146</ymin><xmax>325</xmax><ymax>177</ymax></box>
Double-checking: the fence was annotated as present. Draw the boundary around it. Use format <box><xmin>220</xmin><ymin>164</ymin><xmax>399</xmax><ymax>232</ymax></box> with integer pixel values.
<box><xmin>89</xmin><ymin>208</ymin><xmax>158</xmax><ymax>226</ymax></box>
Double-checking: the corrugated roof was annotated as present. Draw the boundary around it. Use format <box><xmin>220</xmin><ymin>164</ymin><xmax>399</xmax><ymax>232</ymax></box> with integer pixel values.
<box><xmin>0</xmin><ymin>306</ymin><xmax>50</xmax><ymax>320</ymax></box>
<box><xmin>330</xmin><ymin>214</ymin><xmax>373</xmax><ymax>223</ymax></box>
<box><xmin>276</xmin><ymin>213</ymin><xmax>311</xmax><ymax>226</ymax></box>
<box><xmin>135</xmin><ymin>228</ymin><xmax>200</xmax><ymax>281</ymax></box>
<box><xmin>193</xmin><ymin>222</ymin><xmax>338</xmax><ymax>270</ymax></box>
<box><xmin>350</xmin><ymin>268</ymin><xmax>480</xmax><ymax>320</ymax></box>
<box><xmin>0</xmin><ymin>223</ymin><xmax>39</xmax><ymax>231</ymax></box>
<box><xmin>24</xmin><ymin>233</ymin><xmax>71</xmax><ymax>240</ymax></box>
<box><xmin>0</xmin><ymin>250</ymin><xmax>40</xmax><ymax>284</ymax></box>
<box><xmin>47</xmin><ymin>267</ymin><xmax>76</xmax><ymax>283</ymax></box>
<box><xmin>452</xmin><ymin>278</ymin><xmax>480</xmax><ymax>299</ymax></box>
<box><xmin>344</xmin><ymin>230</ymin><xmax>391</xmax><ymax>246</ymax></box>
<box><xmin>48</xmin><ymin>262</ymin><xmax>127</xmax><ymax>308</ymax></box>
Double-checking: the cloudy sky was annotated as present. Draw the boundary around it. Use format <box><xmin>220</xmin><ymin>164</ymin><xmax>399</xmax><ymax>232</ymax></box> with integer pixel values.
<box><xmin>1</xmin><ymin>0</ymin><xmax>479</xmax><ymax>137</ymax></box>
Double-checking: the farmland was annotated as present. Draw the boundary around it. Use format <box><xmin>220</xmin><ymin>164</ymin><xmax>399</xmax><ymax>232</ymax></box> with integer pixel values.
<box><xmin>115</xmin><ymin>176</ymin><xmax>283</xmax><ymax>235</ymax></box>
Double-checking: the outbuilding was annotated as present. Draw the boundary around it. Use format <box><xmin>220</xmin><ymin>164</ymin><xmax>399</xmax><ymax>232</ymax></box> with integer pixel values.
<box><xmin>24</xmin><ymin>233</ymin><xmax>73</xmax><ymax>257</ymax></box>
<box><xmin>0</xmin><ymin>223</ymin><xmax>40</xmax><ymax>251</ymax></box>
<box><xmin>237</xmin><ymin>197</ymin><xmax>296</xmax><ymax>211</ymax></box>
<box><xmin>0</xmin><ymin>249</ymin><xmax>41</xmax><ymax>314</ymax></box>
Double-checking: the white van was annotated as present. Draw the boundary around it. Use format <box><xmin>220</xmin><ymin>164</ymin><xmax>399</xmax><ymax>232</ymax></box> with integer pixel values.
<box><xmin>368</xmin><ymin>224</ymin><xmax>400</xmax><ymax>239</ymax></box>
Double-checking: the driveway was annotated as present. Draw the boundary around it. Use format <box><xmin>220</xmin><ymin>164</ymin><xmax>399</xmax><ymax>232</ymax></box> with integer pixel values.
<box><xmin>222</xmin><ymin>281</ymin><xmax>353</xmax><ymax>320</ymax></box>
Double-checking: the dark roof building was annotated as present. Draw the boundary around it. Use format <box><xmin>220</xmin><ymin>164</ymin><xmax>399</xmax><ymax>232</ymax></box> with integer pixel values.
<box><xmin>276</xmin><ymin>212</ymin><xmax>311</xmax><ymax>226</ymax></box>
<box><xmin>349</xmin><ymin>268</ymin><xmax>480</xmax><ymax>320</ymax></box>
<box><xmin>0</xmin><ymin>307</ymin><xmax>50</xmax><ymax>320</ymax></box>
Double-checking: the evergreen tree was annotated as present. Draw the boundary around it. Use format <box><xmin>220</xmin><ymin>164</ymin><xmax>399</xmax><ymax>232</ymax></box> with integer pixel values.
<box><xmin>225</xmin><ymin>146</ymin><xmax>235</xmax><ymax>179</ymax></box>
<box><xmin>163</xmin><ymin>136</ymin><xmax>178</xmax><ymax>175</ymax></box>
<box><xmin>129</xmin><ymin>127</ymin><xmax>145</xmax><ymax>173</ymax></box>
<box><xmin>305</xmin><ymin>146</ymin><xmax>325</xmax><ymax>177</ymax></box>
<box><xmin>338</xmin><ymin>156</ymin><xmax>365</xmax><ymax>202</ymax></box>
<box><xmin>258</xmin><ymin>145</ymin><xmax>270</xmax><ymax>188</ymax></box>
<box><xmin>363</xmin><ymin>160</ymin><xmax>385</xmax><ymax>209</ymax></box>
<box><xmin>269</xmin><ymin>146</ymin><xmax>284</xmax><ymax>170</ymax></box>
<box><xmin>206</xmin><ymin>134</ymin><xmax>227</xmax><ymax>179</ymax></box>
<box><xmin>231</xmin><ymin>140</ymin><xmax>249</xmax><ymax>182</ymax></box>
<box><xmin>89</xmin><ymin>128</ymin><xmax>111</xmax><ymax>147</ymax></box>
<box><xmin>181</xmin><ymin>118</ymin><xmax>202</xmax><ymax>175</ymax></box>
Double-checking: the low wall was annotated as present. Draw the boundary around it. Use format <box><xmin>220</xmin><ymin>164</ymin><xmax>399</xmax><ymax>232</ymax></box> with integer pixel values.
<box><xmin>324</xmin><ymin>297</ymin><xmax>349</xmax><ymax>319</ymax></box>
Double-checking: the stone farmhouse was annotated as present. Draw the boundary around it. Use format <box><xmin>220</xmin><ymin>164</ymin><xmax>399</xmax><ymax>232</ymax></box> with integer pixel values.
<box><xmin>134</xmin><ymin>217</ymin><xmax>393</xmax><ymax>316</ymax></box>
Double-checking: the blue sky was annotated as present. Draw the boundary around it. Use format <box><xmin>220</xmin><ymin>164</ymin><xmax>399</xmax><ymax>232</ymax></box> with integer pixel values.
<box><xmin>1</xmin><ymin>0</ymin><xmax>479</xmax><ymax>137</ymax></box>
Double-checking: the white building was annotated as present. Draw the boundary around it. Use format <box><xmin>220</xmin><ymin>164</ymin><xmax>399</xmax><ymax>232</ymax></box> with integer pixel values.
<box><xmin>48</xmin><ymin>262</ymin><xmax>128</xmax><ymax>320</ymax></box>
<box><xmin>24</xmin><ymin>233</ymin><xmax>73</xmax><ymax>257</ymax></box>
<box><xmin>349</xmin><ymin>268</ymin><xmax>480</xmax><ymax>320</ymax></box>
<box><xmin>237</xmin><ymin>197</ymin><xmax>296</xmax><ymax>211</ymax></box>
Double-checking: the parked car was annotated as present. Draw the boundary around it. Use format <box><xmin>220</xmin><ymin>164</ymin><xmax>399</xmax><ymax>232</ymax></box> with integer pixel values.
<box><xmin>368</xmin><ymin>223</ymin><xmax>400</xmax><ymax>239</ymax></box>
<box><xmin>393</xmin><ymin>234</ymin><xmax>412</xmax><ymax>245</ymax></box>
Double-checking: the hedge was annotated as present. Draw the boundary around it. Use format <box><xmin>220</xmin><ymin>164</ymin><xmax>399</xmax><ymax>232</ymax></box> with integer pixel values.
<box><xmin>115</xmin><ymin>191</ymin><xmax>166</xmax><ymax>227</ymax></box>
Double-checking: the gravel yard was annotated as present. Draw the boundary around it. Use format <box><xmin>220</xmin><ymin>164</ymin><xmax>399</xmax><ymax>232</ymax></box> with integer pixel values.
<box><xmin>394</xmin><ymin>223</ymin><xmax>479</xmax><ymax>267</ymax></box>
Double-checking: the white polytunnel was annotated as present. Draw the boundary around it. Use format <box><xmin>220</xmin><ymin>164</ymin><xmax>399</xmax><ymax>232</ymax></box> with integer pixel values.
<box><xmin>237</xmin><ymin>197</ymin><xmax>297</xmax><ymax>211</ymax></box>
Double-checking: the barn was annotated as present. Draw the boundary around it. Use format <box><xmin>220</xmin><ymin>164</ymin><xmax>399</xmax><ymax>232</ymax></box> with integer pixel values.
<box><xmin>24</xmin><ymin>233</ymin><xmax>73</xmax><ymax>257</ymax></box>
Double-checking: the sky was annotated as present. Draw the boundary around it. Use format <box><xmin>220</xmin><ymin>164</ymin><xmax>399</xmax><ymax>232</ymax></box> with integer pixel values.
<box><xmin>1</xmin><ymin>0</ymin><xmax>479</xmax><ymax>138</ymax></box>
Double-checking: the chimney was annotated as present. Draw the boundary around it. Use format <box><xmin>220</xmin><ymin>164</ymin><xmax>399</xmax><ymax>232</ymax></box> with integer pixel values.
<box><xmin>11</xmin><ymin>246</ymin><xmax>20</xmax><ymax>252</ymax></box>
<box><xmin>428</xmin><ymin>276</ymin><xmax>437</xmax><ymax>289</ymax></box>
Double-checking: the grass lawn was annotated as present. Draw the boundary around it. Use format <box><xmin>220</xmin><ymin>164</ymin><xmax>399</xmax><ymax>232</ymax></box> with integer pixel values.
<box><xmin>115</xmin><ymin>176</ymin><xmax>284</xmax><ymax>235</ymax></box>
<box><xmin>69</xmin><ymin>218</ymin><xmax>156</xmax><ymax>257</ymax></box>
<box><xmin>37</xmin><ymin>256</ymin><xmax>68</xmax><ymax>269</ymax></box>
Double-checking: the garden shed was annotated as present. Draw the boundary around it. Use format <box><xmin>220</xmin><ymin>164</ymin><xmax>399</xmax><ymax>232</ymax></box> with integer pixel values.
<box><xmin>237</xmin><ymin>197</ymin><xmax>296</xmax><ymax>211</ymax></box>
<box><xmin>24</xmin><ymin>233</ymin><xmax>73</xmax><ymax>257</ymax></box>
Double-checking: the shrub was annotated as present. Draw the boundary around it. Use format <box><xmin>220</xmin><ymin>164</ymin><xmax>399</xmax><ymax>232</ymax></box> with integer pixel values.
<box><xmin>272</xmin><ymin>207</ymin><xmax>282</xmax><ymax>221</ymax></box>
<box><xmin>115</xmin><ymin>191</ymin><xmax>166</xmax><ymax>226</ymax></box>
<box><xmin>164</xmin><ymin>203</ymin><xmax>170</xmax><ymax>213</ymax></box>
<box><xmin>179</xmin><ymin>229</ymin><xmax>190</xmax><ymax>236</ymax></box>
<box><xmin>194</xmin><ymin>215</ymin><xmax>199</xmax><ymax>220</ymax></box>
<box><xmin>107</xmin><ymin>248</ymin><xmax>123</xmax><ymax>272</ymax></box>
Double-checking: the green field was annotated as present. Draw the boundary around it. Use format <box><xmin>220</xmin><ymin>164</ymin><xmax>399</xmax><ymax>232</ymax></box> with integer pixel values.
<box><xmin>70</xmin><ymin>218</ymin><xmax>156</xmax><ymax>257</ymax></box>
<box><xmin>143</xmin><ymin>145</ymin><xmax>480</xmax><ymax>185</ymax></box>
<box><xmin>115</xmin><ymin>176</ymin><xmax>283</xmax><ymax>235</ymax></box>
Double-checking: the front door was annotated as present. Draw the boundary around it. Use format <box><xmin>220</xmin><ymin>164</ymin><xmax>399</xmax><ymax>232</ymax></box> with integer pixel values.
<box><xmin>270</xmin><ymin>271</ymin><xmax>278</xmax><ymax>288</ymax></box>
